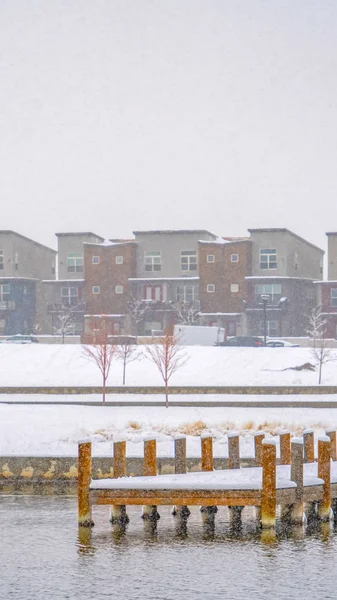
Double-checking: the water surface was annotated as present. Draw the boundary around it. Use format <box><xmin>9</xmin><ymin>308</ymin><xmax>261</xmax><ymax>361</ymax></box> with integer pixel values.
<box><xmin>1</xmin><ymin>496</ymin><xmax>336</xmax><ymax>600</ymax></box>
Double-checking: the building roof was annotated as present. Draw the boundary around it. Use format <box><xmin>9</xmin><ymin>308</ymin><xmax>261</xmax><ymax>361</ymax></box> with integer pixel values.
<box><xmin>326</xmin><ymin>232</ymin><xmax>337</xmax><ymax>236</ymax></box>
<box><xmin>247</xmin><ymin>228</ymin><xmax>324</xmax><ymax>253</ymax></box>
<box><xmin>83</xmin><ymin>240</ymin><xmax>137</xmax><ymax>248</ymax></box>
<box><xmin>0</xmin><ymin>230</ymin><xmax>57</xmax><ymax>253</ymax></box>
<box><xmin>133</xmin><ymin>229</ymin><xmax>216</xmax><ymax>237</ymax></box>
<box><xmin>55</xmin><ymin>232</ymin><xmax>104</xmax><ymax>241</ymax></box>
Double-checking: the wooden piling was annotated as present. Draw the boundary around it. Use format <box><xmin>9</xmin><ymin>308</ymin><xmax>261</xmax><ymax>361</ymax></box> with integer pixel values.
<box><xmin>200</xmin><ymin>435</ymin><xmax>217</xmax><ymax>522</ymax></box>
<box><xmin>254</xmin><ymin>431</ymin><xmax>265</xmax><ymax>466</ymax></box>
<box><xmin>318</xmin><ymin>436</ymin><xmax>331</xmax><ymax>522</ymax></box>
<box><xmin>303</xmin><ymin>429</ymin><xmax>315</xmax><ymax>463</ymax></box>
<box><xmin>279</xmin><ymin>431</ymin><xmax>291</xmax><ymax>465</ymax></box>
<box><xmin>201</xmin><ymin>435</ymin><xmax>213</xmax><ymax>472</ymax></box>
<box><xmin>111</xmin><ymin>441</ymin><xmax>129</xmax><ymax>525</ymax></box>
<box><xmin>142</xmin><ymin>438</ymin><xmax>160</xmax><ymax>521</ymax></box>
<box><xmin>289</xmin><ymin>438</ymin><xmax>304</xmax><ymax>524</ymax></box>
<box><xmin>261</xmin><ymin>439</ymin><xmax>277</xmax><ymax>528</ymax></box>
<box><xmin>173</xmin><ymin>436</ymin><xmax>190</xmax><ymax>518</ymax></box>
<box><xmin>325</xmin><ymin>429</ymin><xmax>337</xmax><ymax>461</ymax></box>
<box><xmin>228</xmin><ymin>434</ymin><xmax>240</xmax><ymax>470</ymax></box>
<box><xmin>78</xmin><ymin>441</ymin><xmax>94</xmax><ymax>527</ymax></box>
<box><xmin>175</xmin><ymin>436</ymin><xmax>187</xmax><ymax>474</ymax></box>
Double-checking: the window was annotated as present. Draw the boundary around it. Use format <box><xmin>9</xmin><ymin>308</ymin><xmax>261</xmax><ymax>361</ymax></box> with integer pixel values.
<box><xmin>115</xmin><ymin>285</ymin><xmax>124</xmax><ymax>294</ymax></box>
<box><xmin>67</xmin><ymin>253</ymin><xmax>83</xmax><ymax>273</ymax></box>
<box><xmin>207</xmin><ymin>255</ymin><xmax>215</xmax><ymax>263</ymax></box>
<box><xmin>115</xmin><ymin>256</ymin><xmax>123</xmax><ymax>265</ymax></box>
<box><xmin>92</xmin><ymin>286</ymin><xmax>100</xmax><ymax>294</ymax></box>
<box><xmin>0</xmin><ymin>251</ymin><xmax>3</xmax><ymax>270</ymax></box>
<box><xmin>92</xmin><ymin>256</ymin><xmax>100</xmax><ymax>264</ymax></box>
<box><xmin>255</xmin><ymin>284</ymin><xmax>282</xmax><ymax>304</ymax></box>
<box><xmin>145</xmin><ymin>286</ymin><xmax>161</xmax><ymax>301</ymax></box>
<box><xmin>231</xmin><ymin>254</ymin><xmax>239</xmax><ymax>263</ymax></box>
<box><xmin>61</xmin><ymin>287</ymin><xmax>78</xmax><ymax>306</ymax></box>
<box><xmin>260</xmin><ymin>249</ymin><xmax>277</xmax><ymax>270</ymax></box>
<box><xmin>231</xmin><ymin>284</ymin><xmax>239</xmax><ymax>293</ymax></box>
<box><xmin>145</xmin><ymin>252</ymin><xmax>161</xmax><ymax>271</ymax></box>
<box><xmin>176</xmin><ymin>285</ymin><xmax>198</xmax><ymax>303</ymax></box>
<box><xmin>181</xmin><ymin>250</ymin><xmax>197</xmax><ymax>271</ymax></box>
<box><xmin>228</xmin><ymin>321</ymin><xmax>236</xmax><ymax>336</ymax></box>
<box><xmin>207</xmin><ymin>284</ymin><xmax>215</xmax><ymax>293</ymax></box>
<box><xmin>259</xmin><ymin>320</ymin><xmax>278</xmax><ymax>337</ymax></box>
<box><xmin>331</xmin><ymin>289</ymin><xmax>337</xmax><ymax>307</ymax></box>
<box><xmin>0</xmin><ymin>284</ymin><xmax>10</xmax><ymax>301</ymax></box>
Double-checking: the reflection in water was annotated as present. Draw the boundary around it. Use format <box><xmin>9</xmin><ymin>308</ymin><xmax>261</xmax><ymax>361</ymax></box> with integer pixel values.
<box><xmin>2</xmin><ymin>497</ymin><xmax>337</xmax><ymax>600</ymax></box>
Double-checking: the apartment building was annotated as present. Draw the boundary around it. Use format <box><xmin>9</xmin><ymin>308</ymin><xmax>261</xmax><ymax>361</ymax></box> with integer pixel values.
<box><xmin>38</xmin><ymin>232</ymin><xmax>103</xmax><ymax>335</ymax></box>
<box><xmin>129</xmin><ymin>230</ymin><xmax>216</xmax><ymax>335</ymax></box>
<box><xmin>313</xmin><ymin>232</ymin><xmax>337</xmax><ymax>338</ymax></box>
<box><xmin>245</xmin><ymin>229</ymin><xmax>323</xmax><ymax>337</ymax></box>
<box><xmin>198</xmin><ymin>237</ymin><xmax>252</xmax><ymax>336</ymax></box>
<box><xmin>83</xmin><ymin>239</ymin><xmax>137</xmax><ymax>341</ymax></box>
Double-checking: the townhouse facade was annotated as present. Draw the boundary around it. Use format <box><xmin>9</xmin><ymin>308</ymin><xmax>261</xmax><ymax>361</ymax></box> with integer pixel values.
<box><xmin>0</xmin><ymin>231</ymin><xmax>56</xmax><ymax>335</ymax></box>
<box><xmin>314</xmin><ymin>232</ymin><xmax>337</xmax><ymax>339</ymax></box>
<box><xmin>17</xmin><ymin>225</ymin><xmax>328</xmax><ymax>342</ymax></box>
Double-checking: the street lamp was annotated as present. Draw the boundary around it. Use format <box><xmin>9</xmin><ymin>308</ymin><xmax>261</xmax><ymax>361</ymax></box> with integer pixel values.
<box><xmin>260</xmin><ymin>294</ymin><xmax>269</xmax><ymax>346</ymax></box>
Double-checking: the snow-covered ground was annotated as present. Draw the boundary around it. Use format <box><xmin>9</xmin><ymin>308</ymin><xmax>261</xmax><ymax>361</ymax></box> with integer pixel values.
<box><xmin>1</xmin><ymin>344</ymin><xmax>336</xmax><ymax>457</ymax></box>
<box><xmin>1</xmin><ymin>403</ymin><xmax>337</xmax><ymax>457</ymax></box>
<box><xmin>0</xmin><ymin>343</ymin><xmax>335</xmax><ymax>387</ymax></box>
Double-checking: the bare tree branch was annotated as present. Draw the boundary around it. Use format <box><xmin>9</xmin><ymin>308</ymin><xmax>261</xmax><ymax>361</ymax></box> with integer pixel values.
<box><xmin>306</xmin><ymin>305</ymin><xmax>335</xmax><ymax>384</ymax></box>
<box><xmin>115</xmin><ymin>339</ymin><xmax>140</xmax><ymax>385</ymax></box>
<box><xmin>145</xmin><ymin>328</ymin><xmax>189</xmax><ymax>407</ymax></box>
<box><xmin>82</xmin><ymin>317</ymin><xmax>115</xmax><ymax>404</ymax></box>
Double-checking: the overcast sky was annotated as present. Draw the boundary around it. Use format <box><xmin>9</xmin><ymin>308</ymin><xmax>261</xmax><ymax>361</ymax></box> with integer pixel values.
<box><xmin>1</xmin><ymin>0</ymin><xmax>337</xmax><ymax>251</ymax></box>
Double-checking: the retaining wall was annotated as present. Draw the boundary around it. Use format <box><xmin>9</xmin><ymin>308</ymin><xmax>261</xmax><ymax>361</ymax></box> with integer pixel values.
<box><xmin>1</xmin><ymin>385</ymin><xmax>337</xmax><ymax>394</ymax></box>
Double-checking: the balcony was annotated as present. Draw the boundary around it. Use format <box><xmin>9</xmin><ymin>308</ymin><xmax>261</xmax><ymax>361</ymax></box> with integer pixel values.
<box><xmin>0</xmin><ymin>300</ymin><xmax>15</xmax><ymax>311</ymax></box>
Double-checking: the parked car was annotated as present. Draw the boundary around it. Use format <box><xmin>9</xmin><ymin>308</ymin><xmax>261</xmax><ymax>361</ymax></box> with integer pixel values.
<box><xmin>217</xmin><ymin>336</ymin><xmax>264</xmax><ymax>347</ymax></box>
<box><xmin>266</xmin><ymin>340</ymin><xmax>300</xmax><ymax>348</ymax></box>
<box><xmin>2</xmin><ymin>334</ymin><xmax>39</xmax><ymax>344</ymax></box>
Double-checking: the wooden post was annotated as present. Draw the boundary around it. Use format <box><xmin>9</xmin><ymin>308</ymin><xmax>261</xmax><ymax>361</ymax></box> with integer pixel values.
<box><xmin>172</xmin><ymin>436</ymin><xmax>190</xmax><ymax>518</ymax></box>
<box><xmin>318</xmin><ymin>436</ymin><xmax>331</xmax><ymax>522</ymax></box>
<box><xmin>200</xmin><ymin>435</ymin><xmax>217</xmax><ymax>522</ymax></box>
<box><xmin>254</xmin><ymin>431</ymin><xmax>265</xmax><ymax>466</ymax></box>
<box><xmin>279</xmin><ymin>431</ymin><xmax>291</xmax><ymax>465</ymax></box>
<box><xmin>111</xmin><ymin>441</ymin><xmax>129</xmax><ymax>525</ymax></box>
<box><xmin>325</xmin><ymin>429</ymin><xmax>337</xmax><ymax>461</ymax></box>
<box><xmin>289</xmin><ymin>438</ymin><xmax>304</xmax><ymax>525</ymax></box>
<box><xmin>228</xmin><ymin>433</ymin><xmax>240</xmax><ymax>469</ymax></box>
<box><xmin>261</xmin><ymin>439</ymin><xmax>277</xmax><ymax>528</ymax></box>
<box><xmin>142</xmin><ymin>438</ymin><xmax>160</xmax><ymax>521</ymax></box>
<box><xmin>175</xmin><ymin>436</ymin><xmax>187</xmax><ymax>474</ymax></box>
<box><xmin>303</xmin><ymin>429</ymin><xmax>315</xmax><ymax>463</ymax></box>
<box><xmin>201</xmin><ymin>435</ymin><xmax>213</xmax><ymax>471</ymax></box>
<box><xmin>78</xmin><ymin>440</ymin><xmax>94</xmax><ymax>527</ymax></box>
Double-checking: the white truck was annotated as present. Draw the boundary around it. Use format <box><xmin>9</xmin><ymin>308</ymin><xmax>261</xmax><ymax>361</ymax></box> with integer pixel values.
<box><xmin>174</xmin><ymin>325</ymin><xmax>226</xmax><ymax>346</ymax></box>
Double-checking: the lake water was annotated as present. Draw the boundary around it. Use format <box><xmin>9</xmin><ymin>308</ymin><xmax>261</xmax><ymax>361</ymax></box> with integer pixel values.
<box><xmin>1</xmin><ymin>496</ymin><xmax>337</xmax><ymax>600</ymax></box>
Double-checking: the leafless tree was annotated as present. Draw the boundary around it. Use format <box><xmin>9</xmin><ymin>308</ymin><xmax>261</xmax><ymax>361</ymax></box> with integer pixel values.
<box><xmin>174</xmin><ymin>300</ymin><xmax>200</xmax><ymax>326</ymax></box>
<box><xmin>127</xmin><ymin>296</ymin><xmax>150</xmax><ymax>339</ymax></box>
<box><xmin>145</xmin><ymin>328</ymin><xmax>189</xmax><ymax>408</ymax></box>
<box><xmin>115</xmin><ymin>339</ymin><xmax>140</xmax><ymax>385</ymax></box>
<box><xmin>306</xmin><ymin>306</ymin><xmax>335</xmax><ymax>384</ymax></box>
<box><xmin>82</xmin><ymin>317</ymin><xmax>115</xmax><ymax>404</ymax></box>
<box><xmin>52</xmin><ymin>306</ymin><xmax>76</xmax><ymax>344</ymax></box>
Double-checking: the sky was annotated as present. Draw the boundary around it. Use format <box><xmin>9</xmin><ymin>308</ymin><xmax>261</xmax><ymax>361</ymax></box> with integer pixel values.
<box><xmin>1</xmin><ymin>0</ymin><xmax>337</xmax><ymax>252</ymax></box>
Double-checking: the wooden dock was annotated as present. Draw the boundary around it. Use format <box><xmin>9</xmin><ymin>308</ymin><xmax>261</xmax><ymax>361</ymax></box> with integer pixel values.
<box><xmin>78</xmin><ymin>430</ymin><xmax>337</xmax><ymax>530</ymax></box>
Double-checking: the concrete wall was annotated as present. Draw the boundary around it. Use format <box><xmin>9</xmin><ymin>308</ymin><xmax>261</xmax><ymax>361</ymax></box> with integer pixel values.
<box><xmin>0</xmin><ymin>231</ymin><xmax>56</xmax><ymax>280</ymax></box>
<box><xmin>327</xmin><ymin>233</ymin><xmax>337</xmax><ymax>280</ymax></box>
<box><xmin>249</xmin><ymin>230</ymin><xmax>324</xmax><ymax>279</ymax></box>
<box><xmin>134</xmin><ymin>231</ymin><xmax>216</xmax><ymax>279</ymax></box>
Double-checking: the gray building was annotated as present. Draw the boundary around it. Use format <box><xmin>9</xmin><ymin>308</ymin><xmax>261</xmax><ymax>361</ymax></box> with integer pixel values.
<box><xmin>0</xmin><ymin>231</ymin><xmax>56</xmax><ymax>336</ymax></box>
<box><xmin>38</xmin><ymin>232</ymin><xmax>103</xmax><ymax>335</ymax></box>
<box><xmin>130</xmin><ymin>230</ymin><xmax>216</xmax><ymax>334</ymax></box>
<box><xmin>245</xmin><ymin>229</ymin><xmax>324</xmax><ymax>337</ymax></box>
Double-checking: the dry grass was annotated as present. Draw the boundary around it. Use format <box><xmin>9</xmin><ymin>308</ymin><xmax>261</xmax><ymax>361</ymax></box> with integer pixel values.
<box><xmin>128</xmin><ymin>421</ymin><xmax>142</xmax><ymax>430</ymax></box>
<box><xmin>179</xmin><ymin>420</ymin><xmax>208</xmax><ymax>436</ymax></box>
<box><xmin>243</xmin><ymin>420</ymin><xmax>256</xmax><ymax>431</ymax></box>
